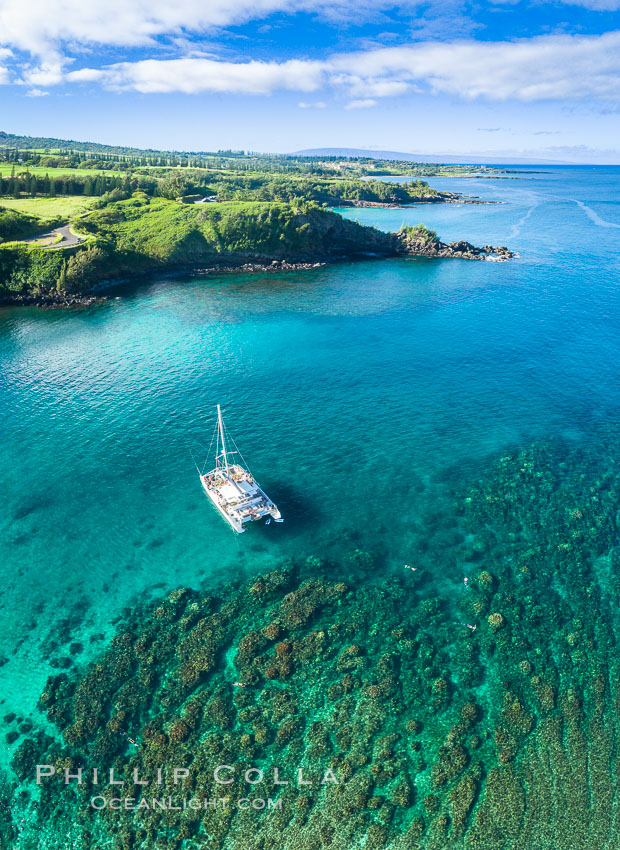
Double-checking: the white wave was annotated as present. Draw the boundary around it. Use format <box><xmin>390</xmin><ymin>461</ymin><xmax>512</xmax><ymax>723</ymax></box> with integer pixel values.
<box><xmin>508</xmin><ymin>203</ymin><xmax>538</xmax><ymax>240</ymax></box>
<box><xmin>573</xmin><ymin>199</ymin><xmax>620</xmax><ymax>229</ymax></box>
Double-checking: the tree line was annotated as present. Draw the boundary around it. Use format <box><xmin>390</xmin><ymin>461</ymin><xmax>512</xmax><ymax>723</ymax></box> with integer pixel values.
<box><xmin>0</xmin><ymin>141</ymin><xmax>475</xmax><ymax>180</ymax></box>
<box><xmin>0</xmin><ymin>164</ymin><xmax>437</xmax><ymax>206</ymax></box>
<box><xmin>156</xmin><ymin>171</ymin><xmax>438</xmax><ymax>205</ymax></box>
<box><xmin>0</xmin><ymin>172</ymin><xmax>158</xmax><ymax>199</ymax></box>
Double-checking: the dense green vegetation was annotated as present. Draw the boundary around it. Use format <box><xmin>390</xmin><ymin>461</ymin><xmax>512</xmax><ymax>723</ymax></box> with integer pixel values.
<box><xmin>79</xmin><ymin>196</ymin><xmax>319</xmax><ymax>259</ymax></box>
<box><xmin>0</xmin><ymin>160</ymin><xmax>440</xmax><ymax>206</ymax></box>
<box><xmin>157</xmin><ymin>170</ymin><xmax>440</xmax><ymax>205</ymax></box>
<box><xmin>0</xmin><ymin>208</ymin><xmax>54</xmax><ymax>243</ymax></box>
<box><xmin>400</xmin><ymin>224</ymin><xmax>439</xmax><ymax>244</ymax></box>
<box><xmin>0</xmin><ymin>131</ymin><xmax>498</xmax><ymax>300</ymax></box>
<box><xmin>0</xmin><ymin>197</ymin><xmax>398</xmax><ymax>297</ymax></box>
<box><xmin>0</xmin><ymin>167</ymin><xmax>149</xmax><ymax>201</ymax></box>
<box><xmin>96</xmin><ymin>196</ymin><xmax>401</xmax><ymax>259</ymax></box>
<box><xmin>0</xmin><ymin>131</ymin><xmax>476</xmax><ymax>208</ymax></box>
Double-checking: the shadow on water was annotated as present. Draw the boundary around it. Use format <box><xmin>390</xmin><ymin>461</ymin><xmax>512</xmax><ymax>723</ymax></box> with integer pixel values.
<box><xmin>259</xmin><ymin>479</ymin><xmax>322</xmax><ymax>537</ymax></box>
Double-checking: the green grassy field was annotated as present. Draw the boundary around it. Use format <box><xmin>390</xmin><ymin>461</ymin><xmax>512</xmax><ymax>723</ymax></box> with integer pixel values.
<box><xmin>0</xmin><ymin>164</ymin><xmax>123</xmax><ymax>178</ymax></box>
<box><xmin>0</xmin><ymin>196</ymin><xmax>94</xmax><ymax>218</ymax></box>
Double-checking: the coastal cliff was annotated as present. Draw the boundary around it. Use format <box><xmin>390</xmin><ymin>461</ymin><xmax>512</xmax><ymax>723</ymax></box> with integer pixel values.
<box><xmin>0</xmin><ymin>199</ymin><xmax>512</xmax><ymax>305</ymax></box>
<box><xmin>394</xmin><ymin>225</ymin><xmax>513</xmax><ymax>260</ymax></box>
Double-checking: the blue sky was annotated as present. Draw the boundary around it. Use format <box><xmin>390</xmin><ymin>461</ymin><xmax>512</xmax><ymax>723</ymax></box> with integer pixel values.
<box><xmin>1</xmin><ymin>0</ymin><xmax>620</xmax><ymax>161</ymax></box>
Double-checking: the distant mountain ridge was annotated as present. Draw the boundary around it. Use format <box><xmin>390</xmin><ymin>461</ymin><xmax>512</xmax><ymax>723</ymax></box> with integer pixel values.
<box><xmin>292</xmin><ymin>147</ymin><xmax>568</xmax><ymax>165</ymax></box>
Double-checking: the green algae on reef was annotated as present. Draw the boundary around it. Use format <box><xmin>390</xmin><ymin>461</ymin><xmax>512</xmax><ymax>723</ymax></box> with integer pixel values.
<box><xmin>7</xmin><ymin>432</ymin><xmax>620</xmax><ymax>849</ymax></box>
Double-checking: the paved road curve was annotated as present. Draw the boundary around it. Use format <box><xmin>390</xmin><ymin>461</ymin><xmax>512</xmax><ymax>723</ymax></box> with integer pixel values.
<box><xmin>25</xmin><ymin>223</ymin><xmax>85</xmax><ymax>249</ymax></box>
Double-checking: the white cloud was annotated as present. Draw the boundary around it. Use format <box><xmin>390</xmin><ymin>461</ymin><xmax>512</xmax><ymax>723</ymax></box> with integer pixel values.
<box><xmin>493</xmin><ymin>0</ymin><xmax>618</xmax><ymax>7</ymax></box>
<box><xmin>0</xmin><ymin>0</ymin><xmax>295</xmax><ymax>56</ymax></box>
<box><xmin>60</xmin><ymin>30</ymin><xmax>620</xmax><ymax>104</ymax></box>
<box><xmin>25</xmin><ymin>87</ymin><xmax>49</xmax><ymax>96</ymax></box>
<box><xmin>67</xmin><ymin>67</ymin><xmax>105</xmax><ymax>82</ymax></box>
<box><xmin>298</xmin><ymin>100</ymin><xmax>327</xmax><ymax>108</ymax></box>
<box><xmin>331</xmin><ymin>74</ymin><xmax>412</xmax><ymax>97</ymax></box>
<box><xmin>344</xmin><ymin>98</ymin><xmax>378</xmax><ymax>109</ymax></box>
<box><xmin>0</xmin><ymin>47</ymin><xmax>11</xmax><ymax>83</ymax></box>
<box><xmin>329</xmin><ymin>32</ymin><xmax>620</xmax><ymax>101</ymax></box>
<box><xmin>22</xmin><ymin>61</ymin><xmax>64</xmax><ymax>87</ymax></box>
<box><xmin>2</xmin><ymin>11</ymin><xmax>620</xmax><ymax>107</ymax></box>
<box><xmin>74</xmin><ymin>57</ymin><xmax>325</xmax><ymax>94</ymax></box>
<box><xmin>0</xmin><ymin>0</ymin><xmax>617</xmax><ymax>75</ymax></box>
<box><xmin>0</xmin><ymin>0</ymin><xmax>429</xmax><ymax>58</ymax></box>
<box><xmin>550</xmin><ymin>0</ymin><xmax>620</xmax><ymax>8</ymax></box>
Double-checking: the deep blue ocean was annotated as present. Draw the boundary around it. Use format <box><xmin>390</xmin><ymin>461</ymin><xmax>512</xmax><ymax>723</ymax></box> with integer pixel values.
<box><xmin>1</xmin><ymin>166</ymin><xmax>619</xmax><ymax>764</ymax></box>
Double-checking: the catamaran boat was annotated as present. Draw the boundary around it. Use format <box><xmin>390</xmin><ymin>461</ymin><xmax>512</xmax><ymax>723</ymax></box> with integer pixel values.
<box><xmin>200</xmin><ymin>405</ymin><xmax>282</xmax><ymax>533</ymax></box>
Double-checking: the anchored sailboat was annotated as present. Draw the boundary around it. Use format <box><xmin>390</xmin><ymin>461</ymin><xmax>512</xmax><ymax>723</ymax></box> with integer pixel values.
<box><xmin>199</xmin><ymin>405</ymin><xmax>282</xmax><ymax>533</ymax></box>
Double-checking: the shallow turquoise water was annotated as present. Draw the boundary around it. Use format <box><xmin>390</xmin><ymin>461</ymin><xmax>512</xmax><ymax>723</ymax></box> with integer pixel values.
<box><xmin>1</xmin><ymin>166</ymin><xmax>619</xmax><ymax>756</ymax></box>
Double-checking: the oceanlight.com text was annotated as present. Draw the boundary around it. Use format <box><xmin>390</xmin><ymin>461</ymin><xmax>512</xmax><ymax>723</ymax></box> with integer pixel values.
<box><xmin>90</xmin><ymin>796</ymin><xmax>282</xmax><ymax>812</ymax></box>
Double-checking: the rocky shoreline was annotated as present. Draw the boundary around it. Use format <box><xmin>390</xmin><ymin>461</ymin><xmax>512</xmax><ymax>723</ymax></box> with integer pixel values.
<box><xmin>339</xmin><ymin>192</ymin><xmax>495</xmax><ymax>208</ymax></box>
<box><xmin>0</xmin><ymin>292</ymin><xmax>107</xmax><ymax>308</ymax></box>
<box><xmin>192</xmin><ymin>259</ymin><xmax>327</xmax><ymax>275</ymax></box>
<box><xmin>0</xmin><ymin>243</ymin><xmax>514</xmax><ymax>308</ymax></box>
<box><xmin>395</xmin><ymin>234</ymin><xmax>514</xmax><ymax>261</ymax></box>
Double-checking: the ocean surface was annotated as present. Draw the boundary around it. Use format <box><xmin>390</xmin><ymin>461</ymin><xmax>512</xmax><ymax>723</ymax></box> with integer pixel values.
<box><xmin>1</xmin><ymin>165</ymin><xmax>620</xmax><ymax>770</ymax></box>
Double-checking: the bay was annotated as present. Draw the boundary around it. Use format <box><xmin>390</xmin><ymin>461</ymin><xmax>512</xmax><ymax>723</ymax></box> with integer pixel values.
<box><xmin>1</xmin><ymin>165</ymin><xmax>619</xmax><ymax>754</ymax></box>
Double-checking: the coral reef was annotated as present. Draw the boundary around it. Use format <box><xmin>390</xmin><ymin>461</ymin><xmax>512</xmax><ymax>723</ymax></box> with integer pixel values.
<box><xmin>9</xmin><ymin>432</ymin><xmax>620</xmax><ymax>848</ymax></box>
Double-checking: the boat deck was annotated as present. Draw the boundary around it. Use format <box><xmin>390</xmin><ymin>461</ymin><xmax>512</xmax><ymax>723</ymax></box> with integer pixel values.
<box><xmin>201</xmin><ymin>464</ymin><xmax>280</xmax><ymax>530</ymax></box>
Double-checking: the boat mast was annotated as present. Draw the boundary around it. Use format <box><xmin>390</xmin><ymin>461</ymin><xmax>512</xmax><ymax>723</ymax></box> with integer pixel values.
<box><xmin>217</xmin><ymin>404</ymin><xmax>229</xmax><ymax>471</ymax></box>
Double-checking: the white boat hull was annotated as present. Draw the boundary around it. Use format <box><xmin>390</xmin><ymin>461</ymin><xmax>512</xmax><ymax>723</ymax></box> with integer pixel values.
<box><xmin>199</xmin><ymin>405</ymin><xmax>281</xmax><ymax>533</ymax></box>
<box><xmin>200</xmin><ymin>466</ymin><xmax>281</xmax><ymax>533</ymax></box>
